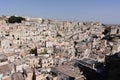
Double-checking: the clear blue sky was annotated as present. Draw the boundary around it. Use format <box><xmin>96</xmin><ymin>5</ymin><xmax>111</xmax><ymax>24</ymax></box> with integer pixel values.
<box><xmin>0</xmin><ymin>0</ymin><xmax>120</xmax><ymax>24</ymax></box>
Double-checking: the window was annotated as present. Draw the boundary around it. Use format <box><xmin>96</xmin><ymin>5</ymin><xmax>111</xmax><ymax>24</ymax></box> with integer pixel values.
<box><xmin>9</xmin><ymin>43</ymin><xmax>12</xmax><ymax>46</ymax></box>
<box><xmin>12</xmin><ymin>35</ymin><xmax>14</xmax><ymax>37</ymax></box>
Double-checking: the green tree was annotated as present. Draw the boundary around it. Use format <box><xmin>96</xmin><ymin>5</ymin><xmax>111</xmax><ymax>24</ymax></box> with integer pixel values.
<box><xmin>30</xmin><ymin>47</ymin><xmax>38</xmax><ymax>56</ymax></box>
<box><xmin>7</xmin><ymin>16</ymin><xmax>25</xmax><ymax>23</ymax></box>
<box><xmin>56</xmin><ymin>33</ymin><xmax>62</xmax><ymax>37</ymax></box>
<box><xmin>102</xmin><ymin>27</ymin><xmax>111</xmax><ymax>35</ymax></box>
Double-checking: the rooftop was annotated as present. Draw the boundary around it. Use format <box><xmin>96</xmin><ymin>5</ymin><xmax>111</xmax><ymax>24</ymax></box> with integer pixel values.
<box><xmin>79</xmin><ymin>58</ymin><xmax>97</xmax><ymax>69</ymax></box>
<box><xmin>54</xmin><ymin>64</ymin><xmax>82</xmax><ymax>78</ymax></box>
<box><xmin>12</xmin><ymin>72</ymin><xmax>24</xmax><ymax>80</ymax></box>
<box><xmin>0</xmin><ymin>63</ymin><xmax>12</xmax><ymax>74</ymax></box>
